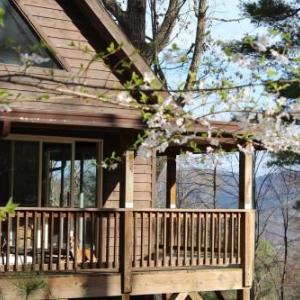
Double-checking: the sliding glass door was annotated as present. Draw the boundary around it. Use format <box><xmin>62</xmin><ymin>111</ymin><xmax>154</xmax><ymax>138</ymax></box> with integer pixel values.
<box><xmin>0</xmin><ymin>137</ymin><xmax>102</xmax><ymax>208</ymax></box>
<box><xmin>42</xmin><ymin>142</ymin><xmax>72</xmax><ymax>208</ymax></box>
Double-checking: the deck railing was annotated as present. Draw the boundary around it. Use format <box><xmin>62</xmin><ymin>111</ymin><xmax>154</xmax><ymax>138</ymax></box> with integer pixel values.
<box><xmin>0</xmin><ymin>208</ymin><xmax>254</xmax><ymax>277</ymax></box>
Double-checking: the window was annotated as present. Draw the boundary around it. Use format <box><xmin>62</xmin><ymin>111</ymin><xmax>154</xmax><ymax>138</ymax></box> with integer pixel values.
<box><xmin>0</xmin><ymin>138</ymin><xmax>102</xmax><ymax>208</ymax></box>
<box><xmin>0</xmin><ymin>0</ymin><xmax>60</xmax><ymax>68</ymax></box>
<box><xmin>74</xmin><ymin>142</ymin><xmax>98</xmax><ymax>208</ymax></box>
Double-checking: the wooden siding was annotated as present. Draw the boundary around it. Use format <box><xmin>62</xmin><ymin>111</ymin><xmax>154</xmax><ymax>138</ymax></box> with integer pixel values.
<box><xmin>0</xmin><ymin>0</ymin><xmax>142</xmax><ymax>123</ymax></box>
<box><xmin>103</xmin><ymin>154</ymin><xmax>154</xmax><ymax>209</ymax></box>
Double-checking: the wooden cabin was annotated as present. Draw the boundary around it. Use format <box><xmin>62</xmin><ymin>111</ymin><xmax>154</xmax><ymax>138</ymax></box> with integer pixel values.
<box><xmin>0</xmin><ymin>1</ymin><xmax>255</xmax><ymax>299</ymax></box>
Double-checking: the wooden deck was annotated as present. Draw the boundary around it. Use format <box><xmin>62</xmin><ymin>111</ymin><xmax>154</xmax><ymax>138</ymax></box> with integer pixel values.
<box><xmin>0</xmin><ymin>207</ymin><xmax>254</xmax><ymax>298</ymax></box>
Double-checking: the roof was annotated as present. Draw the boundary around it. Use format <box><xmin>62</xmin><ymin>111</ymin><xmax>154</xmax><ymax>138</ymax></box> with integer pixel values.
<box><xmin>0</xmin><ymin>0</ymin><xmax>249</xmax><ymax>150</ymax></box>
<box><xmin>0</xmin><ymin>0</ymin><xmax>157</xmax><ymax>130</ymax></box>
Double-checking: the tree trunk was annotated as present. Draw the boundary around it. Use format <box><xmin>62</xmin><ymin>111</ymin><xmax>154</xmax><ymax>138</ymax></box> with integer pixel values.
<box><xmin>125</xmin><ymin>0</ymin><xmax>147</xmax><ymax>51</ymax></box>
<box><xmin>184</xmin><ymin>0</ymin><xmax>208</xmax><ymax>90</ymax></box>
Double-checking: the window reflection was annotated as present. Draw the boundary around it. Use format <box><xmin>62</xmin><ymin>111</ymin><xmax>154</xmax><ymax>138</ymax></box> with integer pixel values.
<box><xmin>13</xmin><ymin>141</ymin><xmax>39</xmax><ymax>206</ymax></box>
<box><xmin>0</xmin><ymin>139</ymin><xmax>100</xmax><ymax>208</ymax></box>
<box><xmin>0</xmin><ymin>0</ymin><xmax>60</xmax><ymax>68</ymax></box>
<box><xmin>0</xmin><ymin>140</ymin><xmax>11</xmax><ymax>205</ymax></box>
<box><xmin>43</xmin><ymin>143</ymin><xmax>72</xmax><ymax>207</ymax></box>
<box><xmin>74</xmin><ymin>142</ymin><xmax>97</xmax><ymax>208</ymax></box>
<box><xmin>0</xmin><ymin>140</ymin><xmax>39</xmax><ymax>206</ymax></box>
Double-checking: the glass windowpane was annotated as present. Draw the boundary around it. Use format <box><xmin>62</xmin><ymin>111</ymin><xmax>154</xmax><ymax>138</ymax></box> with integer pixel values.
<box><xmin>0</xmin><ymin>140</ymin><xmax>11</xmax><ymax>206</ymax></box>
<box><xmin>0</xmin><ymin>0</ymin><xmax>60</xmax><ymax>68</ymax></box>
<box><xmin>74</xmin><ymin>142</ymin><xmax>98</xmax><ymax>208</ymax></box>
<box><xmin>13</xmin><ymin>141</ymin><xmax>39</xmax><ymax>206</ymax></box>
<box><xmin>43</xmin><ymin>143</ymin><xmax>72</xmax><ymax>207</ymax></box>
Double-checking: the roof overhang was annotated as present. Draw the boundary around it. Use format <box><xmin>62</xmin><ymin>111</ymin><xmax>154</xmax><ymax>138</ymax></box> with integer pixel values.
<box><xmin>0</xmin><ymin>108</ymin><xmax>144</xmax><ymax>133</ymax></box>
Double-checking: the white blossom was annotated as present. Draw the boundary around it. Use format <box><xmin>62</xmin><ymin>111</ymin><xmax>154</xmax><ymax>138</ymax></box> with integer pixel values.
<box><xmin>277</xmin><ymin>97</ymin><xmax>287</xmax><ymax>106</ymax></box>
<box><xmin>20</xmin><ymin>53</ymin><xmax>50</xmax><ymax>65</ymax></box>
<box><xmin>270</xmin><ymin>49</ymin><xmax>289</xmax><ymax>64</ymax></box>
<box><xmin>210</xmin><ymin>138</ymin><xmax>220</xmax><ymax>147</ymax></box>
<box><xmin>0</xmin><ymin>104</ymin><xmax>12</xmax><ymax>113</ymax></box>
<box><xmin>237</xmin><ymin>144</ymin><xmax>255</xmax><ymax>155</ymax></box>
<box><xmin>117</xmin><ymin>91</ymin><xmax>133</xmax><ymax>104</ymax></box>
<box><xmin>255</xmin><ymin>35</ymin><xmax>270</xmax><ymax>52</ymax></box>
<box><xmin>206</xmin><ymin>146</ymin><xmax>214</xmax><ymax>154</ymax></box>
<box><xmin>143</xmin><ymin>71</ymin><xmax>156</xmax><ymax>84</ymax></box>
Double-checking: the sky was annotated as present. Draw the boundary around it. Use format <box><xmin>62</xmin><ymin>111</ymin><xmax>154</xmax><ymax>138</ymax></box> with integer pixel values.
<box><xmin>209</xmin><ymin>0</ymin><xmax>254</xmax><ymax>40</ymax></box>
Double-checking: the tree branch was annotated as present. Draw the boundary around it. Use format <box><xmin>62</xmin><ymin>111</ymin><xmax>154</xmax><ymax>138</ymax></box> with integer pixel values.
<box><xmin>142</xmin><ymin>0</ymin><xmax>187</xmax><ymax>61</ymax></box>
<box><xmin>101</xmin><ymin>0</ymin><xmax>126</xmax><ymax>25</ymax></box>
<box><xmin>184</xmin><ymin>0</ymin><xmax>207</xmax><ymax>91</ymax></box>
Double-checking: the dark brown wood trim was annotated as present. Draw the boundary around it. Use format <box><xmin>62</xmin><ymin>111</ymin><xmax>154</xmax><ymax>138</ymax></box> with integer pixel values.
<box><xmin>0</xmin><ymin>120</ymin><xmax>11</xmax><ymax>137</ymax></box>
<box><xmin>79</xmin><ymin>0</ymin><xmax>154</xmax><ymax>77</ymax></box>
<box><xmin>0</xmin><ymin>109</ymin><xmax>144</xmax><ymax>129</ymax></box>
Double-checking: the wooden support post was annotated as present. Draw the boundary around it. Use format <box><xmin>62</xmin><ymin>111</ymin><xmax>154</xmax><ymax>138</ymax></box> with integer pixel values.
<box><xmin>242</xmin><ymin>210</ymin><xmax>255</xmax><ymax>287</ymax></box>
<box><xmin>121</xmin><ymin>294</ymin><xmax>130</xmax><ymax>300</ymax></box>
<box><xmin>189</xmin><ymin>292</ymin><xmax>204</xmax><ymax>300</ymax></box>
<box><xmin>1</xmin><ymin>120</ymin><xmax>11</xmax><ymax>137</ymax></box>
<box><xmin>239</xmin><ymin>143</ymin><xmax>253</xmax><ymax>210</ymax></box>
<box><xmin>239</xmin><ymin>143</ymin><xmax>255</xmax><ymax>299</ymax></box>
<box><xmin>121</xmin><ymin>150</ymin><xmax>134</xmax><ymax>208</ymax></box>
<box><xmin>120</xmin><ymin>210</ymin><xmax>133</xmax><ymax>294</ymax></box>
<box><xmin>120</xmin><ymin>135</ymin><xmax>135</xmax><ymax>296</ymax></box>
<box><xmin>237</xmin><ymin>288</ymin><xmax>251</xmax><ymax>300</ymax></box>
<box><xmin>166</xmin><ymin>155</ymin><xmax>176</xmax><ymax>208</ymax></box>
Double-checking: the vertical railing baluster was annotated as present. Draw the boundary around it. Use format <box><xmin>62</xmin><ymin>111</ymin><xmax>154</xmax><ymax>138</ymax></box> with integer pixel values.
<box><xmin>82</xmin><ymin>212</ymin><xmax>87</xmax><ymax>269</ymax></box>
<box><xmin>41</xmin><ymin>211</ymin><xmax>45</xmax><ymax>271</ymax></box>
<box><xmin>141</xmin><ymin>212</ymin><xmax>144</xmax><ymax>267</ymax></box>
<box><xmin>98</xmin><ymin>213</ymin><xmax>103</xmax><ymax>268</ymax></box>
<box><xmin>170</xmin><ymin>212</ymin><xmax>174</xmax><ymax>266</ymax></box>
<box><xmin>163</xmin><ymin>212</ymin><xmax>167</xmax><ymax>267</ymax></box>
<box><xmin>114</xmin><ymin>212</ymin><xmax>118</xmax><ymax>269</ymax></box>
<box><xmin>184</xmin><ymin>213</ymin><xmax>188</xmax><ymax>266</ymax></box>
<box><xmin>237</xmin><ymin>212</ymin><xmax>241</xmax><ymax>264</ymax></box>
<box><xmin>66</xmin><ymin>212</ymin><xmax>71</xmax><ymax>270</ymax></box>
<box><xmin>90</xmin><ymin>213</ymin><xmax>95</xmax><ymax>268</ymax></box>
<box><xmin>24</xmin><ymin>212</ymin><xmax>28</xmax><ymax>270</ymax></box>
<box><xmin>177</xmin><ymin>212</ymin><xmax>181</xmax><ymax>266</ymax></box>
<box><xmin>211</xmin><ymin>213</ymin><xmax>215</xmax><ymax>265</ymax></box>
<box><xmin>231</xmin><ymin>213</ymin><xmax>235</xmax><ymax>264</ymax></box>
<box><xmin>204</xmin><ymin>213</ymin><xmax>208</xmax><ymax>265</ymax></box>
<box><xmin>14</xmin><ymin>212</ymin><xmax>19</xmax><ymax>271</ymax></box>
<box><xmin>218</xmin><ymin>213</ymin><xmax>222</xmax><ymax>265</ymax></box>
<box><xmin>106</xmin><ymin>213</ymin><xmax>111</xmax><ymax>268</ymax></box>
<box><xmin>155</xmin><ymin>212</ymin><xmax>159</xmax><ymax>267</ymax></box>
<box><xmin>148</xmin><ymin>212</ymin><xmax>152</xmax><ymax>267</ymax></box>
<box><xmin>197</xmin><ymin>213</ymin><xmax>201</xmax><ymax>265</ymax></box>
<box><xmin>133</xmin><ymin>212</ymin><xmax>137</xmax><ymax>268</ymax></box>
<box><xmin>49</xmin><ymin>212</ymin><xmax>54</xmax><ymax>271</ymax></box>
<box><xmin>191</xmin><ymin>213</ymin><xmax>194</xmax><ymax>266</ymax></box>
<box><xmin>58</xmin><ymin>212</ymin><xmax>62</xmax><ymax>271</ymax></box>
<box><xmin>0</xmin><ymin>219</ymin><xmax>2</xmax><ymax>270</ymax></box>
<box><xmin>6</xmin><ymin>214</ymin><xmax>11</xmax><ymax>272</ymax></box>
<box><xmin>32</xmin><ymin>211</ymin><xmax>37</xmax><ymax>271</ymax></box>
<box><xmin>74</xmin><ymin>212</ymin><xmax>79</xmax><ymax>272</ymax></box>
<box><xmin>224</xmin><ymin>213</ymin><xmax>228</xmax><ymax>265</ymax></box>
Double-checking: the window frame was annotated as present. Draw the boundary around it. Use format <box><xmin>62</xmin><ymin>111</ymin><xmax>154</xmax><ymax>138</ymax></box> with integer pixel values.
<box><xmin>3</xmin><ymin>134</ymin><xmax>103</xmax><ymax>208</ymax></box>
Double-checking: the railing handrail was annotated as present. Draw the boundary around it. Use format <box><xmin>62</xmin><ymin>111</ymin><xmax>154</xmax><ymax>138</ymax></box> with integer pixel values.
<box><xmin>2</xmin><ymin>207</ymin><xmax>255</xmax><ymax>213</ymax></box>
<box><xmin>0</xmin><ymin>206</ymin><xmax>255</xmax><ymax>292</ymax></box>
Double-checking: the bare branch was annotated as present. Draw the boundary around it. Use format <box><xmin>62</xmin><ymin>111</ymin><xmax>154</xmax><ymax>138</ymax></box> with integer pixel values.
<box><xmin>143</xmin><ymin>0</ymin><xmax>187</xmax><ymax>61</ymax></box>
<box><xmin>184</xmin><ymin>0</ymin><xmax>208</xmax><ymax>91</ymax></box>
<box><xmin>208</xmin><ymin>17</ymin><xmax>247</xmax><ymax>23</ymax></box>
